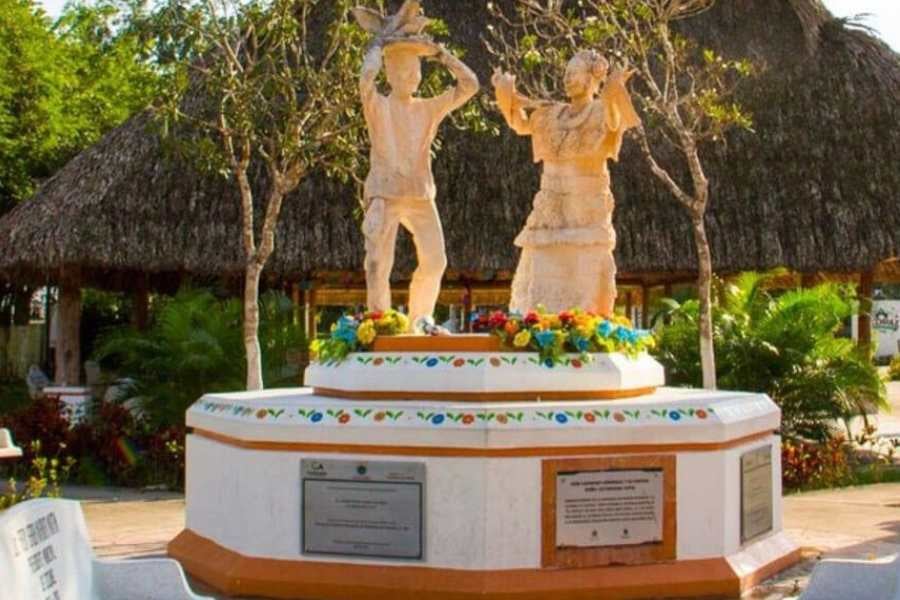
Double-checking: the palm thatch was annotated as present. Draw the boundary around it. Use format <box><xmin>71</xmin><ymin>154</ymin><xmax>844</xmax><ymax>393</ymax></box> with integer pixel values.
<box><xmin>0</xmin><ymin>0</ymin><xmax>898</xmax><ymax>292</ymax></box>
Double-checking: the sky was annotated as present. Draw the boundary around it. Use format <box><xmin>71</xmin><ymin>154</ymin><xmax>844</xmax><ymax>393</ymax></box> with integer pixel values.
<box><xmin>32</xmin><ymin>0</ymin><xmax>900</xmax><ymax>52</ymax></box>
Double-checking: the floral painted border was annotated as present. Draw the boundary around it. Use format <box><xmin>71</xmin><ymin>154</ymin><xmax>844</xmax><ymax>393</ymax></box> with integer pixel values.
<box><xmin>319</xmin><ymin>353</ymin><xmax>597</xmax><ymax>369</ymax></box>
<box><xmin>195</xmin><ymin>400</ymin><xmax>715</xmax><ymax>428</ymax></box>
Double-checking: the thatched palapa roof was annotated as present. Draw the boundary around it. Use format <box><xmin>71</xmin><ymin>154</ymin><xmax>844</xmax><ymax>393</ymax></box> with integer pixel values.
<box><xmin>0</xmin><ymin>0</ymin><xmax>898</xmax><ymax>292</ymax></box>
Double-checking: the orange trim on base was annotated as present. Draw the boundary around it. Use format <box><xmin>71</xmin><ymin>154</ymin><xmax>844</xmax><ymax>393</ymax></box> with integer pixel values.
<box><xmin>312</xmin><ymin>387</ymin><xmax>659</xmax><ymax>402</ymax></box>
<box><xmin>374</xmin><ymin>334</ymin><xmax>500</xmax><ymax>352</ymax></box>
<box><xmin>191</xmin><ymin>428</ymin><xmax>775</xmax><ymax>458</ymax></box>
<box><xmin>169</xmin><ymin>529</ymin><xmax>801</xmax><ymax>600</ymax></box>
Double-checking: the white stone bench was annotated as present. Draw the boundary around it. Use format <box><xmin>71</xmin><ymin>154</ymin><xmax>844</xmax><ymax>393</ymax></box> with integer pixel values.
<box><xmin>802</xmin><ymin>554</ymin><xmax>900</xmax><ymax>600</ymax></box>
<box><xmin>0</xmin><ymin>428</ymin><xmax>22</xmax><ymax>459</ymax></box>
<box><xmin>0</xmin><ymin>498</ymin><xmax>211</xmax><ymax>600</ymax></box>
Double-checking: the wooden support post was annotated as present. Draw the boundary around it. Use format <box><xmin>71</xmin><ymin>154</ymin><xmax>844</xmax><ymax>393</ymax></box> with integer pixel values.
<box><xmin>292</xmin><ymin>284</ymin><xmax>303</xmax><ymax>326</ymax></box>
<box><xmin>625</xmin><ymin>290</ymin><xmax>634</xmax><ymax>324</ymax></box>
<box><xmin>641</xmin><ymin>286</ymin><xmax>651</xmax><ymax>329</ymax></box>
<box><xmin>857</xmin><ymin>270</ymin><xmax>875</xmax><ymax>349</ymax></box>
<box><xmin>305</xmin><ymin>287</ymin><xmax>317</xmax><ymax>340</ymax></box>
<box><xmin>463</xmin><ymin>283</ymin><xmax>473</xmax><ymax>333</ymax></box>
<box><xmin>131</xmin><ymin>277</ymin><xmax>150</xmax><ymax>331</ymax></box>
<box><xmin>55</xmin><ymin>272</ymin><xmax>82</xmax><ymax>385</ymax></box>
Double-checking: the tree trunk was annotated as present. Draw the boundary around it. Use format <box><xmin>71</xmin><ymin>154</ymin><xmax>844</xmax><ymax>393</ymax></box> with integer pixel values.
<box><xmin>692</xmin><ymin>215</ymin><xmax>717</xmax><ymax>390</ymax></box>
<box><xmin>244</xmin><ymin>263</ymin><xmax>265</xmax><ymax>391</ymax></box>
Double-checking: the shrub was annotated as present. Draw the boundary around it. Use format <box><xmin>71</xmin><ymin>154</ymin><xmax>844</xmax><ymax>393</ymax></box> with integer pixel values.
<box><xmin>890</xmin><ymin>355</ymin><xmax>900</xmax><ymax>381</ymax></box>
<box><xmin>94</xmin><ymin>288</ymin><xmax>305</xmax><ymax>427</ymax></box>
<box><xmin>655</xmin><ymin>272</ymin><xmax>886</xmax><ymax>441</ymax></box>
<box><xmin>2</xmin><ymin>397</ymin><xmax>185</xmax><ymax>490</ymax></box>
<box><xmin>1</xmin><ymin>441</ymin><xmax>75</xmax><ymax>510</ymax></box>
<box><xmin>0</xmin><ymin>397</ymin><xmax>73</xmax><ymax>464</ymax></box>
<box><xmin>781</xmin><ymin>437</ymin><xmax>851</xmax><ymax>491</ymax></box>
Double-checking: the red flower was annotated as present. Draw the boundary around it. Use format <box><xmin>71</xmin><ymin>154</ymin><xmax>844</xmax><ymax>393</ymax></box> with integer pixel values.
<box><xmin>571</xmin><ymin>359</ymin><xmax>583</xmax><ymax>369</ymax></box>
<box><xmin>462</xmin><ymin>414</ymin><xmax>475</xmax><ymax>425</ymax></box>
<box><xmin>613</xmin><ymin>412</ymin><xmax>626</xmax><ymax>423</ymax></box>
<box><xmin>496</xmin><ymin>414</ymin><xmax>509</xmax><ymax>424</ymax></box>
<box><xmin>366</xmin><ymin>311</ymin><xmax>384</xmax><ymax>321</ymax></box>
<box><xmin>559</xmin><ymin>311</ymin><xmax>575</xmax><ymax>325</ymax></box>
<box><xmin>338</xmin><ymin>413</ymin><xmax>351</xmax><ymax>424</ymax></box>
<box><xmin>696</xmin><ymin>409</ymin><xmax>708</xmax><ymax>420</ymax></box>
<box><xmin>472</xmin><ymin>313</ymin><xmax>492</xmax><ymax>333</ymax></box>
<box><xmin>488</xmin><ymin>311</ymin><xmax>508</xmax><ymax>329</ymax></box>
<box><xmin>453</xmin><ymin>358</ymin><xmax>466</xmax><ymax>368</ymax></box>
<box><xmin>584</xmin><ymin>413</ymin><xmax>596</xmax><ymax>423</ymax></box>
<box><xmin>490</xmin><ymin>357</ymin><xmax>502</xmax><ymax>367</ymax></box>
<box><xmin>524</xmin><ymin>311</ymin><xmax>540</xmax><ymax>326</ymax></box>
<box><xmin>374</xmin><ymin>412</ymin><xmax>386</xmax><ymax>422</ymax></box>
<box><xmin>256</xmin><ymin>409</ymin><xmax>268</xmax><ymax>420</ymax></box>
<box><xmin>373</xmin><ymin>357</ymin><xmax>384</xmax><ymax>366</ymax></box>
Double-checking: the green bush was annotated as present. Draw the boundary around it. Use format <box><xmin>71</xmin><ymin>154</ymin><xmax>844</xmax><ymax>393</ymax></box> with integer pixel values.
<box><xmin>890</xmin><ymin>355</ymin><xmax>900</xmax><ymax>381</ymax></box>
<box><xmin>94</xmin><ymin>288</ymin><xmax>305</xmax><ymax>427</ymax></box>
<box><xmin>1</xmin><ymin>441</ymin><xmax>75</xmax><ymax>511</ymax></box>
<box><xmin>654</xmin><ymin>273</ymin><xmax>886</xmax><ymax>441</ymax></box>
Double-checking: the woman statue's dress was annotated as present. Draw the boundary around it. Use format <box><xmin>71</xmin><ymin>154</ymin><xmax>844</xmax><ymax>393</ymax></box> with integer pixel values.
<box><xmin>508</xmin><ymin>81</ymin><xmax>640</xmax><ymax>316</ymax></box>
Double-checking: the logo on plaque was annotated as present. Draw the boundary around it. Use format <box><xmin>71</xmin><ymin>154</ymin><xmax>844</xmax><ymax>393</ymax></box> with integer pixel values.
<box><xmin>301</xmin><ymin>459</ymin><xmax>425</xmax><ymax>560</ymax></box>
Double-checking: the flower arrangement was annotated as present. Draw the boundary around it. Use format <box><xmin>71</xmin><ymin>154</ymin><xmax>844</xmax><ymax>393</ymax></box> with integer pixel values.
<box><xmin>311</xmin><ymin>310</ymin><xmax>410</xmax><ymax>363</ymax></box>
<box><xmin>471</xmin><ymin>308</ymin><xmax>654</xmax><ymax>366</ymax></box>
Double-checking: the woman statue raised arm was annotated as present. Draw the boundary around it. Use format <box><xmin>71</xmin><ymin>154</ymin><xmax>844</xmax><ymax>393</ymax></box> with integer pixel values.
<box><xmin>493</xmin><ymin>51</ymin><xmax>640</xmax><ymax>317</ymax></box>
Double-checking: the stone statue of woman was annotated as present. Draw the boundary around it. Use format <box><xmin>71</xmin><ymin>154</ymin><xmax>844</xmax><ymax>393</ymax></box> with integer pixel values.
<box><xmin>493</xmin><ymin>51</ymin><xmax>640</xmax><ymax>316</ymax></box>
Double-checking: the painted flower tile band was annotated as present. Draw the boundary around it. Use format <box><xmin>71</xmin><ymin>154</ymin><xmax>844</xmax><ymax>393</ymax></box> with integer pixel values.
<box><xmin>193</xmin><ymin>399</ymin><xmax>716</xmax><ymax>429</ymax></box>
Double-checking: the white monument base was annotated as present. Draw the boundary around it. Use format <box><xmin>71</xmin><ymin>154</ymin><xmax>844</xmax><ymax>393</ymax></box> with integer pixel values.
<box><xmin>172</xmin><ymin>383</ymin><xmax>799</xmax><ymax>599</ymax></box>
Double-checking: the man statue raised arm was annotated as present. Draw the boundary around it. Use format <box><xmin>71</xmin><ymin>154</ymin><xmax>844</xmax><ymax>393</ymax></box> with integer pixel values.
<box><xmin>355</xmin><ymin>2</ymin><xmax>479</xmax><ymax>332</ymax></box>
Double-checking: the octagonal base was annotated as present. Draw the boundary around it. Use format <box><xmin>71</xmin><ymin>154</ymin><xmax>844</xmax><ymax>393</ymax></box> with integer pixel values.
<box><xmin>173</xmin><ymin>387</ymin><xmax>799</xmax><ymax>599</ymax></box>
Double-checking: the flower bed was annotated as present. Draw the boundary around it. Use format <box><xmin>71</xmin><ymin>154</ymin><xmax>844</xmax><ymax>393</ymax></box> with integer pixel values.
<box><xmin>312</xmin><ymin>308</ymin><xmax>653</xmax><ymax>366</ymax></box>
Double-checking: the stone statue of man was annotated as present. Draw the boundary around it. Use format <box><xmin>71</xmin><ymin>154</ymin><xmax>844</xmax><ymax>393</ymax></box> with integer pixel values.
<box><xmin>356</xmin><ymin>5</ymin><xmax>479</xmax><ymax>331</ymax></box>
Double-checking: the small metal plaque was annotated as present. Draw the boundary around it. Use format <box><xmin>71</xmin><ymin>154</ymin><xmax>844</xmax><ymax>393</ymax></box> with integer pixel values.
<box><xmin>556</xmin><ymin>469</ymin><xmax>663</xmax><ymax>548</ymax></box>
<box><xmin>301</xmin><ymin>459</ymin><xmax>425</xmax><ymax>560</ymax></box>
<box><xmin>741</xmin><ymin>445</ymin><xmax>774</xmax><ymax>543</ymax></box>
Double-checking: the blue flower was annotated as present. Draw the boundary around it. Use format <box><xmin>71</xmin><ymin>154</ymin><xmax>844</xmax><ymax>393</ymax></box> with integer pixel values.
<box><xmin>669</xmin><ymin>412</ymin><xmax>682</xmax><ymax>422</ymax></box>
<box><xmin>310</xmin><ymin>412</ymin><xmax>324</xmax><ymax>423</ymax></box>
<box><xmin>534</xmin><ymin>330</ymin><xmax>557</xmax><ymax>348</ymax></box>
<box><xmin>431</xmin><ymin>414</ymin><xmax>445</xmax><ymax>425</ymax></box>
<box><xmin>544</xmin><ymin>358</ymin><xmax>555</xmax><ymax>368</ymax></box>
<box><xmin>425</xmin><ymin>357</ymin><xmax>440</xmax><ymax>368</ymax></box>
<box><xmin>597</xmin><ymin>320</ymin><xmax>617</xmax><ymax>338</ymax></box>
<box><xmin>614</xmin><ymin>327</ymin><xmax>640</xmax><ymax>344</ymax></box>
<box><xmin>334</xmin><ymin>328</ymin><xmax>358</xmax><ymax>345</ymax></box>
<box><xmin>573</xmin><ymin>336</ymin><xmax>590</xmax><ymax>352</ymax></box>
<box><xmin>555</xmin><ymin>413</ymin><xmax>568</xmax><ymax>424</ymax></box>
<box><xmin>332</xmin><ymin>316</ymin><xmax>359</xmax><ymax>345</ymax></box>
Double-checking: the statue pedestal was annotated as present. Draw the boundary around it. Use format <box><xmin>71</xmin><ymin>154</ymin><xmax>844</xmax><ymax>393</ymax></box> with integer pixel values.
<box><xmin>171</xmin><ymin>344</ymin><xmax>799</xmax><ymax>599</ymax></box>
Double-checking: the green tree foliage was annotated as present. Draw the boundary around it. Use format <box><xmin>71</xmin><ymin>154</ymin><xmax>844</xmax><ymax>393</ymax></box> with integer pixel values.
<box><xmin>0</xmin><ymin>0</ymin><xmax>161</xmax><ymax>214</ymax></box>
<box><xmin>94</xmin><ymin>289</ymin><xmax>305</xmax><ymax>427</ymax></box>
<box><xmin>654</xmin><ymin>273</ymin><xmax>887</xmax><ymax>441</ymax></box>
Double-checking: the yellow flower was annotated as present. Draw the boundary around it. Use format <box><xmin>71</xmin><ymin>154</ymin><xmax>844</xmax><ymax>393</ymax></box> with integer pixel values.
<box><xmin>513</xmin><ymin>330</ymin><xmax>532</xmax><ymax>348</ymax></box>
<box><xmin>546</xmin><ymin>315</ymin><xmax>562</xmax><ymax>329</ymax></box>
<box><xmin>613</xmin><ymin>314</ymin><xmax>633</xmax><ymax>328</ymax></box>
<box><xmin>358</xmin><ymin>320</ymin><xmax>377</xmax><ymax>345</ymax></box>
